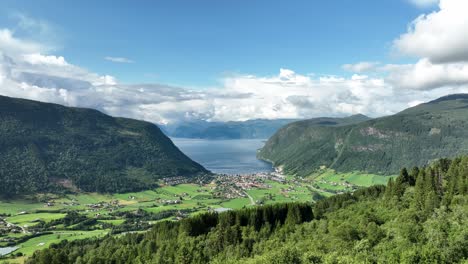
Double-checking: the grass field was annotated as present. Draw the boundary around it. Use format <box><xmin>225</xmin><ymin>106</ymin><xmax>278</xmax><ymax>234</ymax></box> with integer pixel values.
<box><xmin>7</xmin><ymin>213</ymin><xmax>67</xmax><ymax>227</ymax></box>
<box><xmin>220</xmin><ymin>198</ymin><xmax>251</xmax><ymax>209</ymax></box>
<box><xmin>0</xmin><ymin>201</ymin><xmax>49</xmax><ymax>215</ymax></box>
<box><xmin>307</xmin><ymin>169</ymin><xmax>395</xmax><ymax>193</ymax></box>
<box><xmin>15</xmin><ymin>230</ymin><xmax>108</xmax><ymax>257</ymax></box>
<box><xmin>0</xmin><ymin>172</ymin><xmax>391</xmax><ymax>263</ymax></box>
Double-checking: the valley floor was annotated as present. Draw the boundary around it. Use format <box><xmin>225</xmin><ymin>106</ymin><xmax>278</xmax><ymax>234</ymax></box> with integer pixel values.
<box><xmin>0</xmin><ymin>171</ymin><xmax>393</xmax><ymax>263</ymax></box>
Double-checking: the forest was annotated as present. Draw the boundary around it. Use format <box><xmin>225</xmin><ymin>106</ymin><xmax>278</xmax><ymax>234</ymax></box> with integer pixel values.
<box><xmin>0</xmin><ymin>95</ymin><xmax>207</xmax><ymax>196</ymax></box>
<box><xmin>259</xmin><ymin>94</ymin><xmax>468</xmax><ymax>176</ymax></box>
<box><xmin>22</xmin><ymin>156</ymin><xmax>468</xmax><ymax>263</ymax></box>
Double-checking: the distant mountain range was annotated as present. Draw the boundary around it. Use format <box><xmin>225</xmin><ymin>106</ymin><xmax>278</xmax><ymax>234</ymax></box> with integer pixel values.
<box><xmin>258</xmin><ymin>94</ymin><xmax>468</xmax><ymax>176</ymax></box>
<box><xmin>161</xmin><ymin>119</ymin><xmax>299</xmax><ymax>139</ymax></box>
<box><xmin>0</xmin><ymin>95</ymin><xmax>208</xmax><ymax>196</ymax></box>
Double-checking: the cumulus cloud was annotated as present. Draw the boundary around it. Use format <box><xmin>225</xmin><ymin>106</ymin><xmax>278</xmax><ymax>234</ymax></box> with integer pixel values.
<box><xmin>104</xmin><ymin>56</ymin><xmax>134</xmax><ymax>63</ymax></box>
<box><xmin>0</xmin><ymin>32</ymin><xmax>407</xmax><ymax>124</ymax></box>
<box><xmin>385</xmin><ymin>58</ymin><xmax>468</xmax><ymax>90</ymax></box>
<box><xmin>1</xmin><ymin>26</ymin><xmax>468</xmax><ymax>125</ymax></box>
<box><xmin>395</xmin><ymin>0</ymin><xmax>468</xmax><ymax>63</ymax></box>
<box><xmin>342</xmin><ymin>62</ymin><xmax>380</xmax><ymax>73</ymax></box>
<box><xmin>23</xmin><ymin>53</ymin><xmax>68</xmax><ymax>66</ymax></box>
<box><xmin>2</xmin><ymin>6</ymin><xmax>468</xmax><ymax>126</ymax></box>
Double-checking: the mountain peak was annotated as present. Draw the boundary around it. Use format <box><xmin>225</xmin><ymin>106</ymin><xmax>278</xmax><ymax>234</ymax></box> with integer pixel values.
<box><xmin>427</xmin><ymin>94</ymin><xmax>468</xmax><ymax>104</ymax></box>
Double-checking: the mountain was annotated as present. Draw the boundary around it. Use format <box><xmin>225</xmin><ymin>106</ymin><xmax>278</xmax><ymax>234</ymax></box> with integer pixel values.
<box><xmin>161</xmin><ymin>119</ymin><xmax>299</xmax><ymax>139</ymax></box>
<box><xmin>258</xmin><ymin>94</ymin><xmax>468</xmax><ymax>176</ymax></box>
<box><xmin>0</xmin><ymin>95</ymin><xmax>208</xmax><ymax>196</ymax></box>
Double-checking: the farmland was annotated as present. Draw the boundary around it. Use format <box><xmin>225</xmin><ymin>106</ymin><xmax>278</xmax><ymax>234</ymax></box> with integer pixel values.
<box><xmin>0</xmin><ymin>171</ymin><xmax>392</xmax><ymax>263</ymax></box>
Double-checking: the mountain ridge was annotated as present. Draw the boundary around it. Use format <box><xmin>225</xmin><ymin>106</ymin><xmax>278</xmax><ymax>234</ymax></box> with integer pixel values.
<box><xmin>161</xmin><ymin>118</ymin><xmax>300</xmax><ymax>139</ymax></box>
<box><xmin>259</xmin><ymin>94</ymin><xmax>468</xmax><ymax>176</ymax></box>
<box><xmin>0</xmin><ymin>95</ymin><xmax>208</xmax><ymax>196</ymax></box>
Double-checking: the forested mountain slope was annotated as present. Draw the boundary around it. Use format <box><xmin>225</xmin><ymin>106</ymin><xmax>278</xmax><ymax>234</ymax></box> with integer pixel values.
<box><xmin>161</xmin><ymin>119</ymin><xmax>299</xmax><ymax>139</ymax></box>
<box><xmin>259</xmin><ymin>94</ymin><xmax>468</xmax><ymax>175</ymax></box>
<box><xmin>0</xmin><ymin>95</ymin><xmax>207</xmax><ymax>196</ymax></box>
<box><xmin>28</xmin><ymin>157</ymin><xmax>468</xmax><ymax>263</ymax></box>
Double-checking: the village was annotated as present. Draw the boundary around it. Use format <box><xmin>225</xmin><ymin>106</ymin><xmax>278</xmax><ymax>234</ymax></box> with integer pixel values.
<box><xmin>213</xmin><ymin>171</ymin><xmax>288</xmax><ymax>200</ymax></box>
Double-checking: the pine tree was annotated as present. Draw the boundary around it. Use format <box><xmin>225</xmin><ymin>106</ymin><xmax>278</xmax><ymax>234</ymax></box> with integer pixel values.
<box><xmin>384</xmin><ymin>178</ymin><xmax>395</xmax><ymax>200</ymax></box>
<box><xmin>409</xmin><ymin>167</ymin><xmax>420</xmax><ymax>186</ymax></box>
<box><xmin>285</xmin><ymin>204</ymin><xmax>302</xmax><ymax>227</ymax></box>
<box><xmin>394</xmin><ymin>168</ymin><xmax>410</xmax><ymax>198</ymax></box>
<box><xmin>413</xmin><ymin>170</ymin><xmax>426</xmax><ymax>211</ymax></box>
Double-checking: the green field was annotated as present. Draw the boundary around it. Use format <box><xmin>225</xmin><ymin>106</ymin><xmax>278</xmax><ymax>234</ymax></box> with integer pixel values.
<box><xmin>0</xmin><ymin>172</ymin><xmax>391</xmax><ymax>263</ymax></box>
<box><xmin>7</xmin><ymin>213</ymin><xmax>67</xmax><ymax>227</ymax></box>
<box><xmin>307</xmin><ymin>169</ymin><xmax>395</xmax><ymax>193</ymax></box>
<box><xmin>220</xmin><ymin>198</ymin><xmax>251</xmax><ymax>209</ymax></box>
<box><xmin>15</xmin><ymin>230</ymin><xmax>108</xmax><ymax>256</ymax></box>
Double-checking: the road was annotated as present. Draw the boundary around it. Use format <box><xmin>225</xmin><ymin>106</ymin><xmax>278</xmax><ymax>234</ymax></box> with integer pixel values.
<box><xmin>4</xmin><ymin>219</ymin><xmax>28</xmax><ymax>234</ymax></box>
<box><xmin>244</xmin><ymin>191</ymin><xmax>255</xmax><ymax>205</ymax></box>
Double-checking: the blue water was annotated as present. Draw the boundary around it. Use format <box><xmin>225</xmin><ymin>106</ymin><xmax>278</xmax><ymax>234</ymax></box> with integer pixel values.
<box><xmin>171</xmin><ymin>138</ymin><xmax>274</xmax><ymax>175</ymax></box>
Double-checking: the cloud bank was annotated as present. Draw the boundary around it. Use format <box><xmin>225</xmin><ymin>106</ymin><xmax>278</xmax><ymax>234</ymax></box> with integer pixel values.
<box><xmin>1</xmin><ymin>2</ymin><xmax>468</xmax><ymax>125</ymax></box>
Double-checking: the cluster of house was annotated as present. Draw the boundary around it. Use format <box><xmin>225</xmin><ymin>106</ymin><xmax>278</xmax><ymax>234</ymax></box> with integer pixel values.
<box><xmin>213</xmin><ymin>172</ymin><xmax>286</xmax><ymax>199</ymax></box>
<box><xmin>162</xmin><ymin>176</ymin><xmax>190</xmax><ymax>186</ymax></box>
<box><xmin>160</xmin><ymin>199</ymin><xmax>182</xmax><ymax>205</ymax></box>
<box><xmin>85</xmin><ymin>200</ymin><xmax>121</xmax><ymax>213</ymax></box>
<box><xmin>248</xmin><ymin>171</ymin><xmax>287</xmax><ymax>183</ymax></box>
<box><xmin>317</xmin><ymin>179</ymin><xmax>355</xmax><ymax>189</ymax></box>
<box><xmin>0</xmin><ymin>219</ymin><xmax>21</xmax><ymax>235</ymax></box>
<box><xmin>44</xmin><ymin>199</ymin><xmax>80</xmax><ymax>208</ymax></box>
<box><xmin>171</xmin><ymin>211</ymin><xmax>188</xmax><ymax>221</ymax></box>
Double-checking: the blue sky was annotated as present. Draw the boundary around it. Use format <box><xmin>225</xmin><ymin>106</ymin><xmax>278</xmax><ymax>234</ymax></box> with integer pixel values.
<box><xmin>0</xmin><ymin>0</ymin><xmax>434</xmax><ymax>87</ymax></box>
<box><xmin>1</xmin><ymin>0</ymin><xmax>467</xmax><ymax>124</ymax></box>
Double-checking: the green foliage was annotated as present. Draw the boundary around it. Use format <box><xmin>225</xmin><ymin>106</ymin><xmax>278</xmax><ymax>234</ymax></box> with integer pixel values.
<box><xmin>259</xmin><ymin>94</ymin><xmax>468</xmax><ymax>176</ymax></box>
<box><xmin>0</xmin><ymin>96</ymin><xmax>208</xmax><ymax>196</ymax></box>
<box><xmin>26</xmin><ymin>157</ymin><xmax>468</xmax><ymax>263</ymax></box>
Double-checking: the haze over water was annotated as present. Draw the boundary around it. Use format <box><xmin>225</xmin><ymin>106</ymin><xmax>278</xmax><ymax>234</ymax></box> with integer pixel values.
<box><xmin>171</xmin><ymin>138</ymin><xmax>274</xmax><ymax>175</ymax></box>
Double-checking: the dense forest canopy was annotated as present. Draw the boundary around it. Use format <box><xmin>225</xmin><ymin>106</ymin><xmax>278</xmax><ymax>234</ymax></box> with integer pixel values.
<box><xmin>259</xmin><ymin>94</ymin><xmax>468</xmax><ymax>176</ymax></box>
<box><xmin>0</xmin><ymin>95</ymin><xmax>208</xmax><ymax>196</ymax></box>
<box><xmin>27</xmin><ymin>156</ymin><xmax>468</xmax><ymax>263</ymax></box>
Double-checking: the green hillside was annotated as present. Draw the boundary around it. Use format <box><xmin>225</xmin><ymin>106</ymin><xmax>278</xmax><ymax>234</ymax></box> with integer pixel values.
<box><xmin>0</xmin><ymin>95</ymin><xmax>208</xmax><ymax>196</ymax></box>
<box><xmin>26</xmin><ymin>157</ymin><xmax>468</xmax><ymax>263</ymax></box>
<box><xmin>258</xmin><ymin>94</ymin><xmax>468</xmax><ymax>176</ymax></box>
<box><xmin>162</xmin><ymin>119</ymin><xmax>299</xmax><ymax>139</ymax></box>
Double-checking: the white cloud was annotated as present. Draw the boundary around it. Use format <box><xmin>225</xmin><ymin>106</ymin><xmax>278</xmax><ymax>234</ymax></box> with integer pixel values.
<box><xmin>408</xmin><ymin>0</ymin><xmax>439</xmax><ymax>8</ymax></box>
<box><xmin>104</xmin><ymin>56</ymin><xmax>134</xmax><ymax>63</ymax></box>
<box><xmin>22</xmin><ymin>53</ymin><xmax>68</xmax><ymax>66</ymax></box>
<box><xmin>0</xmin><ymin>29</ymin><xmax>45</xmax><ymax>56</ymax></box>
<box><xmin>2</xmin><ymin>8</ymin><xmax>468</xmax><ymax>126</ymax></box>
<box><xmin>394</xmin><ymin>0</ymin><xmax>468</xmax><ymax>63</ymax></box>
<box><xmin>342</xmin><ymin>62</ymin><xmax>380</xmax><ymax>73</ymax></box>
<box><xmin>385</xmin><ymin>58</ymin><xmax>468</xmax><ymax>90</ymax></box>
<box><xmin>1</xmin><ymin>26</ymin><xmax>468</xmax><ymax>125</ymax></box>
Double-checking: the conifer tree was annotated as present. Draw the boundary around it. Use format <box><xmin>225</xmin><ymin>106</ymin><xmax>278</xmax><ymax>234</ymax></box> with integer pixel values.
<box><xmin>394</xmin><ymin>168</ymin><xmax>409</xmax><ymax>198</ymax></box>
<box><xmin>413</xmin><ymin>169</ymin><xmax>426</xmax><ymax>211</ymax></box>
<box><xmin>384</xmin><ymin>178</ymin><xmax>395</xmax><ymax>200</ymax></box>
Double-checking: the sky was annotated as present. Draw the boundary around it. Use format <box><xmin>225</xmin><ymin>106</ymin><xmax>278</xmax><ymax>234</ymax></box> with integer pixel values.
<box><xmin>1</xmin><ymin>0</ymin><xmax>468</xmax><ymax>124</ymax></box>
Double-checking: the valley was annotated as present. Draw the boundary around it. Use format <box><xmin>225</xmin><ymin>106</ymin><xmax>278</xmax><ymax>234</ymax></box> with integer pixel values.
<box><xmin>0</xmin><ymin>170</ymin><xmax>392</xmax><ymax>262</ymax></box>
<box><xmin>0</xmin><ymin>94</ymin><xmax>465</xmax><ymax>263</ymax></box>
